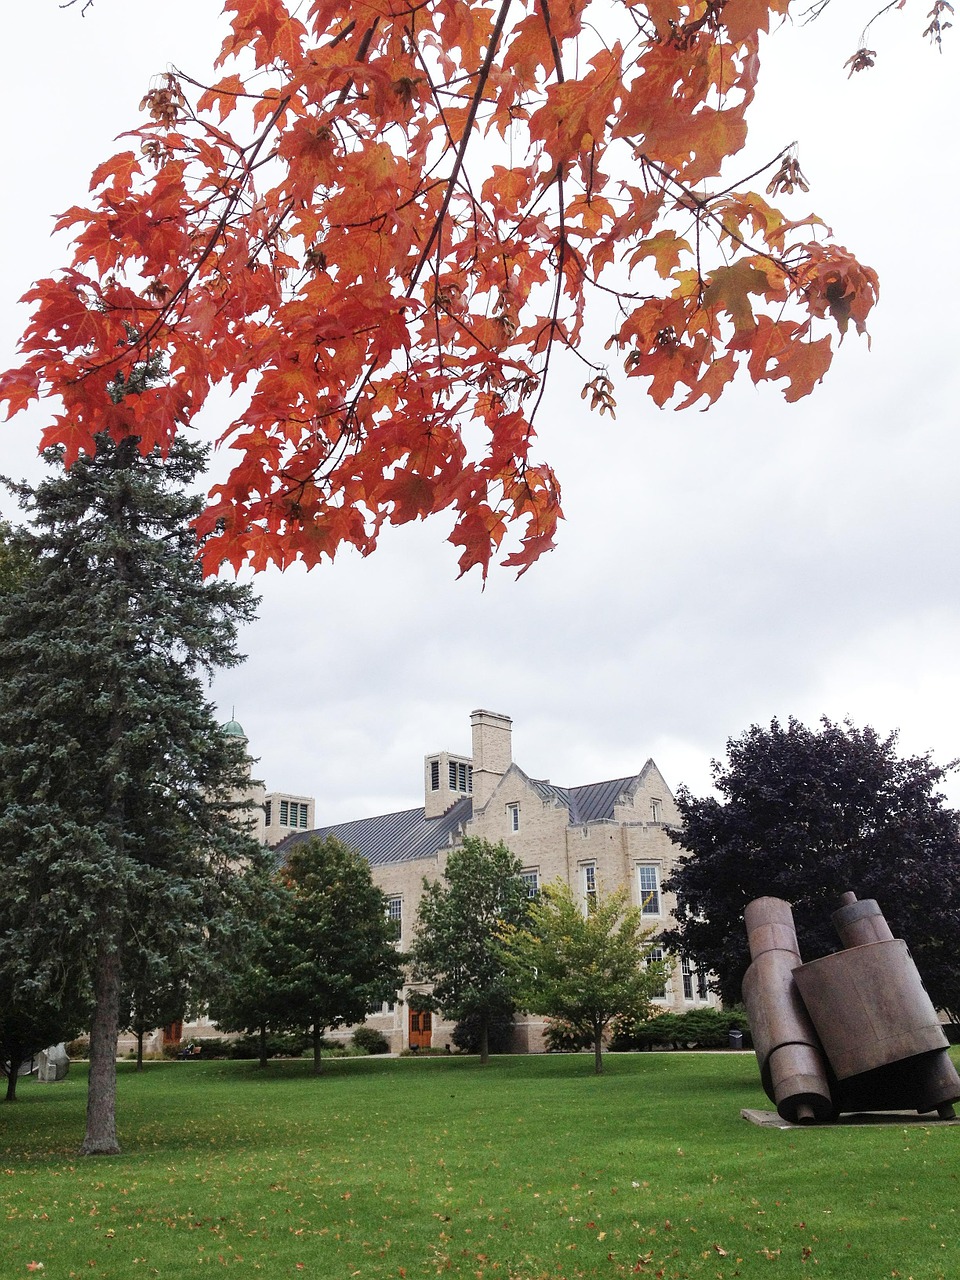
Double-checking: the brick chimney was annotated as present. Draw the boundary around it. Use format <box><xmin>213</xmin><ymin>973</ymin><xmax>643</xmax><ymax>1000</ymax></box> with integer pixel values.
<box><xmin>470</xmin><ymin>709</ymin><xmax>512</xmax><ymax>810</ymax></box>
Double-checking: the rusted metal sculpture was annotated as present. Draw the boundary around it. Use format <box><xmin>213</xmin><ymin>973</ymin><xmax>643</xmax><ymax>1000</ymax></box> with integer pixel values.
<box><xmin>743</xmin><ymin>892</ymin><xmax>960</xmax><ymax>1123</ymax></box>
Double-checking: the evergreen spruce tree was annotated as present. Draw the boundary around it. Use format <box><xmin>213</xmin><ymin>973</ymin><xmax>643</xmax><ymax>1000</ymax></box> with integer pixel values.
<box><xmin>0</xmin><ymin>433</ymin><xmax>259</xmax><ymax>1151</ymax></box>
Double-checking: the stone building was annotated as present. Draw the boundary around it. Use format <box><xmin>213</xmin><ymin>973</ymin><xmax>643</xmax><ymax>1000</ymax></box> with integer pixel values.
<box><xmin>221</xmin><ymin>717</ymin><xmax>315</xmax><ymax>847</ymax></box>
<box><xmin>277</xmin><ymin>709</ymin><xmax>713</xmax><ymax>1053</ymax></box>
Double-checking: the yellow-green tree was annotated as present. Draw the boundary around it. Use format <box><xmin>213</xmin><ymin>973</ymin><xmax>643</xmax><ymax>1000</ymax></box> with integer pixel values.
<box><xmin>501</xmin><ymin>882</ymin><xmax>670</xmax><ymax>1075</ymax></box>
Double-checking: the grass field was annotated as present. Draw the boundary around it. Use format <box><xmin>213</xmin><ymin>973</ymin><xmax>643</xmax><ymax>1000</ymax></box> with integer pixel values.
<box><xmin>1</xmin><ymin>1052</ymin><xmax>957</xmax><ymax>1280</ymax></box>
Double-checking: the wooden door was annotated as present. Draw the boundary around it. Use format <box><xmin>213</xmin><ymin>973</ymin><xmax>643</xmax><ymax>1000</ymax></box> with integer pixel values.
<box><xmin>408</xmin><ymin>1007</ymin><xmax>433</xmax><ymax>1051</ymax></box>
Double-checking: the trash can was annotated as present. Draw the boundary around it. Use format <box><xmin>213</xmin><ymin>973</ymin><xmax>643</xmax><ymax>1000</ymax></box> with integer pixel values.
<box><xmin>728</xmin><ymin>1029</ymin><xmax>744</xmax><ymax>1050</ymax></box>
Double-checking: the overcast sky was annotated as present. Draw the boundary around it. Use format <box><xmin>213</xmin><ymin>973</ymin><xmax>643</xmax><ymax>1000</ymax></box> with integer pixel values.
<box><xmin>2</xmin><ymin>1</ymin><xmax>958</xmax><ymax>823</ymax></box>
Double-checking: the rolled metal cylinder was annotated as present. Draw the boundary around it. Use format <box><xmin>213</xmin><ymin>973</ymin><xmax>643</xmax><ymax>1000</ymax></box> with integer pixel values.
<box><xmin>793</xmin><ymin>891</ymin><xmax>960</xmax><ymax>1117</ymax></box>
<box><xmin>831</xmin><ymin>895</ymin><xmax>895</xmax><ymax>949</ymax></box>
<box><xmin>742</xmin><ymin>897</ymin><xmax>834</xmax><ymax>1123</ymax></box>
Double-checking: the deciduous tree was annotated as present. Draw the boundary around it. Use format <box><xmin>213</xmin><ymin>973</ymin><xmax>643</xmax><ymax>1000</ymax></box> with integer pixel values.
<box><xmin>0</xmin><ymin>435</ymin><xmax>260</xmax><ymax>1152</ymax></box>
<box><xmin>206</xmin><ymin>853</ymin><xmax>298</xmax><ymax>1070</ymax></box>
<box><xmin>269</xmin><ymin>835</ymin><xmax>405</xmax><ymax>1074</ymax></box>
<box><xmin>663</xmin><ymin>717</ymin><xmax>960</xmax><ymax>1015</ymax></box>
<box><xmin>1</xmin><ymin>0</ymin><xmax>888</xmax><ymax>578</ymax></box>
<box><xmin>410</xmin><ymin>837</ymin><xmax>530</xmax><ymax>1063</ymax></box>
<box><xmin>500</xmin><ymin>880</ymin><xmax>668</xmax><ymax>1074</ymax></box>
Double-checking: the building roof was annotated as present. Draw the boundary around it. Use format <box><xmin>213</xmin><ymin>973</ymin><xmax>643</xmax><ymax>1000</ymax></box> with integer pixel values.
<box><xmin>276</xmin><ymin>772</ymin><xmax>647</xmax><ymax>868</ymax></box>
<box><xmin>567</xmin><ymin>776</ymin><xmax>638</xmax><ymax>823</ymax></box>
<box><xmin>277</xmin><ymin>794</ymin><xmax>474</xmax><ymax>866</ymax></box>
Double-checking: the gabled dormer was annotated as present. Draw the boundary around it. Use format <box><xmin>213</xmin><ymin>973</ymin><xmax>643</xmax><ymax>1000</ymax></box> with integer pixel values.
<box><xmin>612</xmin><ymin>760</ymin><xmax>678</xmax><ymax>825</ymax></box>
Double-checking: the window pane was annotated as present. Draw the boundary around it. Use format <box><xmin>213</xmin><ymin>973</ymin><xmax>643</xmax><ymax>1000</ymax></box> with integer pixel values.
<box><xmin>638</xmin><ymin>865</ymin><xmax>661</xmax><ymax>915</ymax></box>
<box><xmin>647</xmin><ymin>947</ymin><xmax>667</xmax><ymax>998</ymax></box>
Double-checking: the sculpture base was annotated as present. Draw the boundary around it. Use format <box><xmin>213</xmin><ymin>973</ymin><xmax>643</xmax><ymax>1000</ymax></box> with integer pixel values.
<box><xmin>742</xmin><ymin>1107</ymin><xmax>960</xmax><ymax>1129</ymax></box>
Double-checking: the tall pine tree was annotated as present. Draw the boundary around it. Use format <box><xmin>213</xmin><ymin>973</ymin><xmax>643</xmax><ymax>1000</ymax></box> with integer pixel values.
<box><xmin>0</xmin><ymin>434</ymin><xmax>259</xmax><ymax>1151</ymax></box>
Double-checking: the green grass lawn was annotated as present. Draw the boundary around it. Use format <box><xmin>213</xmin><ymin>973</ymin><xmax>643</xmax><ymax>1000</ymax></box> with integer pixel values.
<box><xmin>1</xmin><ymin>1052</ymin><xmax>957</xmax><ymax>1280</ymax></box>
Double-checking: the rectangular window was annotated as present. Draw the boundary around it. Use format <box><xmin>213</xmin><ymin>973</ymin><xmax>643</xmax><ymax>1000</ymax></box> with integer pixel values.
<box><xmin>650</xmin><ymin>798</ymin><xmax>662</xmax><ymax>823</ymax></box>
<box><xmin>582</xmin><ymin>863</ymin><xmax>597</xmax><ymax>911</ymax></box>
<box><xmin>507</xmin><ymin>802</ymin><xmax>520</xmax><ymax>832</ymax></box>
<box><xmin>681</xmin><ymin>956</ymin><xmax>694</xmax><ymax>1001</ymax></box>
<box><xmin>264</xmin><ymin>800</ymin><xmax>272</xmax><ymax>826</ymax></box>
<box><xmin>386</xmin><ymin>896</ymin><xmax>402</xmax><ymax>942</ymax></box>
<box><xmin>279</xmin><ymin>799</ymin><xmax>289</xmax><ymax>826</ymax></box>
<box><xmin>637</xmin><ymin>864</ymin><xmax>661</xmax><ymax>916</ymax></box>
<box><xmin>647</xmin><ymin>947</ymin><xmax>667</xmax><ymax>999</ymax></box>
<box><xmin>430</xmin><ymin>760</ymin><xmax>440</xmax><ymax>791</ymax></box>
<box><xmin>520</xmin><ymin>869</ymin><xmax>539</xmax><ymax>898</ymax></box>
<box><xmin>298</xmin><ymin>803</ymin><xmax>307</xmax><ymax>828</ymax></box>
<box><xmin>681</xmin><ymin>956</ymin><xmax>709</xmax><ymax>1001</ymax></box>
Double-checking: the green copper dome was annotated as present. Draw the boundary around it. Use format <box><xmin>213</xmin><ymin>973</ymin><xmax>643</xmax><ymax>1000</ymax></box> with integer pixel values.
<box><xmin>222</xmin><ymin>718</ymin><xmax>247</xmax><ymax>739</ymax></box>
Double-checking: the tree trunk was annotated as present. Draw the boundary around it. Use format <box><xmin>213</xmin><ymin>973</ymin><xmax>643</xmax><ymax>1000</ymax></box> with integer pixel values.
<box><xmin>593</xmin><ymin>1022</ymin><xmax>604</xmax><ymax>1076</ymax></box>
<box><xmin>136</xmin><ymin>1029</ymin><xmax>144</xmax><ymax>1073</ymax></box>
<box><xmin>258</xmin><ymin>1023</ymin><xmax>268</xmax><ymax>1070</ymax></box>
<box><xmin>4</xmin><ymin>1063</ymin><xmax>20</xmax><ymax>1102</ymax></box>
<box><xmin>312</xmin><ymin>1024</ymin><xmax>323</xmax><ymax>1075</ymax></box>
<box><xmin>81</xmin><ymin>941</ymin><xmax>122</xmax><ymax>1155</ymax></box>
<box><xmin>479</xmin><ymin>1017</ymin><xmax>490</xmax><ymax>1066</ymax></box>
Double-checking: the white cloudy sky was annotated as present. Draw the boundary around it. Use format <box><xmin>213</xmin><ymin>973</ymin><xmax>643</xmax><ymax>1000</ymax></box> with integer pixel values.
<box><xmin>1</xmin><ymin>1</ymin><xmax>958</xmax><ymax>823</ymax></box>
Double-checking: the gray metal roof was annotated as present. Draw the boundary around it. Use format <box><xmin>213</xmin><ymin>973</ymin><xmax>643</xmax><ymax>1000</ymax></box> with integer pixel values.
<box><xmin>527</xmin><ymin>775</ymin><xmax>635</xmax><ymax>823</ymax></box>
<box><xmin>276</xmin><ymin>772</ymin><xmax>647</xmax><ymax>868</ymax></box>
<box><xmin>568</xmin><ymin>776</ymin><xmax>637</xmax><ymax>823</ymax></box>
<box><xmin>276</xmin><ymin>794</ymin><xmax>473</xmax><ymax>866</ymax></box>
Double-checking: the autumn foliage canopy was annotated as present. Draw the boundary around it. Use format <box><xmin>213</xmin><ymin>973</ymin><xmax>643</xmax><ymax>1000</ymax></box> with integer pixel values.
<box><xmin>1</xmin><ymin>0</ymin><xmax>883</xmax><ymax>577</ymax></box>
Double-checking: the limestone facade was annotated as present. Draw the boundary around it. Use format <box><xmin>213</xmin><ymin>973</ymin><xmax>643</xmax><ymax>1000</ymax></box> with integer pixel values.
<box><xmin>279</xmin><ymin>709</ymin><xmax>714</xmax><ymax>1054</ymax></box>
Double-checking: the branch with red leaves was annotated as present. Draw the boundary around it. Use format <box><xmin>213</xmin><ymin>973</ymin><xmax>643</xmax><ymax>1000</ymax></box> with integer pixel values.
<box><xmin>4</xmin><ymin>0</ymin><xmax>885</xmax><ymax>579</ymax></box>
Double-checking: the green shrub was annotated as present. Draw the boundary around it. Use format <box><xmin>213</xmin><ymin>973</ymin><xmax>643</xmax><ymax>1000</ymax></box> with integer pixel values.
<box><xmin>610</xmin><ymin>1007</ymin><xmax>750</xmax><ymax>1051</ymax></box>
<box><xmin>65</xmin><ymin>1038</ymin><xmax>89</xmax><ymax>1060</ymax></box>
<box><xmin>451</xmin><ymin>1010</ymin><xmax>515</xmax><ymax>1054</ymax></box>
<box><xmin>543</xmin><ymin>1017</ymin><xmax>592</xmax><ymax>1053</ymax></box>
<box><xmin>229</xmin><ymin>1032</ymin><xmax>310</xmax><ymax>1060</ymax></box>
<box><xmin>194</xmin><ymin>1037</ymin><xmax>231</xmax><ymax>1059</ymax></box>
<box><xmin>352</xmin><ymin>1026</ymin><xmax>391</xmax><ymax>1054</ymax></box>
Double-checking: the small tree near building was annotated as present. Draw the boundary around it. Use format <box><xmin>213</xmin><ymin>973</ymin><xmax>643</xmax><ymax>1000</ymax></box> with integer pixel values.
<box><xmin>206</xmin><ymin>853</ymin><xmax>298</xmax><ymax>1070</ymax></box>
<box><xmin>410</xmin><ymin>838</ymin><xmax>530</xmax><ymax>1064</ymax></box>
<box><xmin>500</xmin><ymin>882</ymin><xmax>670</xmax><ymax>1075</ymax></box>
<box><xmin>271</xmin><ymin>836</ymin><xmax>405</xmax><ymax>1075</ymax></box>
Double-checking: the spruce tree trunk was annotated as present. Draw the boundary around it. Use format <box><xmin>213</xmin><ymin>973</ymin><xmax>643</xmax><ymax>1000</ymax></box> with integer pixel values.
<box><xmin>81</xmin><ymin>941</ymin><xmax>122</xmax><ymax>1155</ymax></box>
<box><xmin>312</xmin><ymin>1024</ymin><xmax>323</xmax><ymax>1075</ymax></box>
<box><xmin>5</xmin><ymin>1064</ymin><xmax>19</xmax><ymax>1103</ymax></box>
<box><xmin>136</xmin><ymin>1029</ymin><xmax>144</xmax><ymax>1073</ymax></box>
<box><xmin>258</xmin><ymin>1023</ymin><xmax>268</xmax><ymax>1070</ymax></box>
<box><xmin>479</xmin><ymin>1017</ymin><xmax>490</xmax><ymax>1066</ymax></box>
